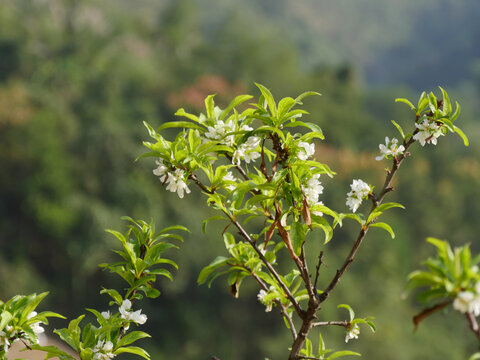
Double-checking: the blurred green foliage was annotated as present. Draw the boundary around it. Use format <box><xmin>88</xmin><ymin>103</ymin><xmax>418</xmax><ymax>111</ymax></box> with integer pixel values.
<box><xmin>1</xmin><ymin>0</ymin><xmax>480</xmax><ymax>359</ymax></box>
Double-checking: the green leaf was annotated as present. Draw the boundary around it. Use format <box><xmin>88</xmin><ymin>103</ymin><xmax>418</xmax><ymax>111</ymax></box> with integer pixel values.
<box><xmin>450</xmin><ymin>101</ymin><xmax>461</xmax><ymax>121</ymax></box>
<box><xmin>205</xmin><ymin>94</ymin><xmax>216</xmax><ymax>118</ymax></box>
<box><xmin>295</xmin><ymin>91</ymin><xmax>321</xmax><ymax>104</ymax></box>
<box><xmin>290</xmin><ymin>222</ymin><xmax>306</xmax><ymax>256</ymax></box>
<box><xmin>100</xmin><ymin>288</ymin><xmax>123</xmax><ymax>305</ymax></box>
<box><xmin>220</xmin><ymin>95</ymin><xmax>253</xmax><ymax>120</ymax></box>
<box><xmin>338</xmin><ymin>304</ymin><xmax>355</xmax><ymax>321</ymax></box>
<box><xmin>326</xmin><ymin>350</ymin><xmax>362</xmax><ymax>359</ymax></box>
<box><xmin>391</xmin><ymin>120</ymin><xmax>406</xmax><ymax>139</ymax></box>
<box><xmin>426</xmin><ymin>237</ymin><xmax>453</xmax><ymax>263</ymax></box>
<box><xmin>468</xmin><ymin>353</ymin><xmax>480</xmax><ymax>360</ymax></box>
<box><xmin>453</xmin><ymin>125</ymin><xmax>469</xmax><ymax>146</ymax></box>
<box><xmin>29</xmin><ymin>345</ymin><xmax>76</xmax><ymax>360</ymax></box>
<box><xmin>174</xmin><ymin>108</ymin><xmax>200</xmax><ymax>122</ymax></box>
<box><xmin>0</xmin><ymin>311</ymin><xmax>13</xmax><ymax>332</ymax></box>
<box><xmin>375</xmin><ymin>202</ymin><xmax>405</xmax><ymax>212</ymax></box>
<box><xmin>277</xmin><ymin>97</ymin><xmax>298</xmax><ymax>120</ymax></box>
<box><xmin>283</xmin><ymin>121</ymin><xmax>324</xmax><ymax>139</ymax></box>
<box><xmin>20</xmin><ymin>292</ymin><xmax>49</xmax><ymax>323</ymax></box>
<box><xmin>395</xmin><ymin>98</ymin><xmax>416</xmax><ymax>111</ymax></box>
<box><xmin>304</xmin><ymin>337</ymin><xmax>313</xmax><ymax>356</ymax></box>
<box><xmin>369</xmin><ymin>222</ymin><xmax>395</xmax><ymax>239</ymax></box>
<box><xmin>197</xmin><ymin>256</ymin><xmax>230</xmax><ymax>285</ymax></box>
<box><xmin>255</xmin><ymin>83</ymin><xmax>277</xmax><ymax>117</ymax></box>
<box><xmin>116</xmin><ymin>331</ymin><xmax>151</xmax><ymax>348</ymax></box>
<box><xmin>114</xmin><ymin>346</ymin><xmax>150</xmax><ymax>359</ymax></box>
<box><xmin>366</xmin><ymin>320</ymin><xmax>376</xmax><ymax>332</ymax></box>
<box><xmin>148</xmin><ymin>268</ymin><xmax>173</xmax><ymax>281</ymax></box>
<box><xmin>157</xmin><ymin>121</ymin><xmax>205</xmax><ymax>131</ymax></box>
<box><xmin>439</xmin><ymin>86</ymin><xmax>452</xmax><ymax>115</ymax></box>
<box><xmin>417</xmin><ymin>91</ymin><xmax>429</xmax><ymax>113</ymax></box>
<box><xmin>312</xmin><ymin>216</ymin><xmax>333</xmax><ymax>244</ymax></box>
<box><xmin>202</xmin><ymin>215</ymin><xmax>225</xmax><ymax>233</ymax></box>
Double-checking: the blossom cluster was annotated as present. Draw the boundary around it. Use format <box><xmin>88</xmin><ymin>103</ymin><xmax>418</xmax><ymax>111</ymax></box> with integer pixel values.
<box><xmin>90</xmin><ymin>300</ymin><xmax>147</xmax><ymax>359</ymax></box>
<box><xmin>375</xmin><ymin>137</ymin><xmax>405</xmax><ymax>161</ymax></box>
<box><xmin>153</xmin><ymin>160</ymin><xmax>191</xmax><ymax>198</ymax></box>
<box><xmin>257</xmin><ymin>286</ymin><xmax>276</xmax><ymax>312</ymax></box>
<box><xmin>92</xmin><ymin>340</ymin><xmax>115</xmax><ymax>360</ymax></box>
<box><xmin>297</xmin><ymin>141</ymin><xmax>315</xmax><ymax>161</ymax></box>
<box><xmin>345</xmin><ymin>323</ymin><xmax>360</xmax><ymax>343</ymax></box>
<box><xmin>413</xmin><ymin>119</ymin><xmax>444</xmax><ymax>146</ymax></box>
<box><xmin>101</xmin><ymin>299</ymin><xmax>147</xmax><ymax>327</ymax></box>
<box><xmin>0</xmin><ymin>311</ymin><xmax>44</xmax><ymax>354</ymax></box>
<box><xmin>232</xmin><ymin>136</ymin><xmax>261</xmax><ymax>165</ymax></box>
<box><xmin>453</xmin><ymin>282</ymin><xmax>480</xmax><ymax>316</ymax></box>
<box><xmin>346</xmin><ymin>179</ymin><xmax>371</xmax><ymax>213</ymax></box>
<box><xmin>302</xmin><ymin>173</ymin><xmax>324</xmax><ymax>216</ymax></box>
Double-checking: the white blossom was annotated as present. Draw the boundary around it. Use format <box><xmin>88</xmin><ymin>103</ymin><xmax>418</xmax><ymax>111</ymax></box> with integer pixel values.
<box><xmin>302</xmin><ymin>174</ymin><xmax>324</xmax><ymax>216</ymax></box>
<box><xmin>257</xmin><ymin>286</ymin><xmax>275</xmax><ymax>312</ymax></box>
<box><xmin>257</xmin><ymin>289</ymin><xmax>268</xmax><ymax>302</ymax></box>
<box><xmin>165</xmin><ymin>169</ymin><xmax>191</xmax><ymax>198</ymax></box>
<box><xmin>453</xmin><ymin>291</ymin><xmax>475</xmax><ymax>314</ymax></box>
<box><xmin>453</xmin><ymin>287</ymin><xmax>480</xmax><ymax>316</ymax></box>
<box><xmin>222</xmin><ymin>171</ymin><xmax>237</xmax><ymax>191</ymax></box>
<box><xmin>153</xmin><ymin>159</ymin><xmax>168</xmax><ymax>181</ymax></box>
<box><xmin>232</xmin><ymin>136</ymin><xmax>261</xmax><ymax>165</ymax></box>
<box><xmin>413</xmin><ymin>119</ymin><xmax>444</xmax><ymax>146</ymax></box>
<box><xmin>375</xmin><ymin>137</ymin><xmax>405</xmax><ymax>161</ymax></box>
<box><xmin>101</xmin><ymin>311</ymin><xmax>111</xmax><ymax>320</ymax></box>
<box><xmin>27</xmin><ymin>311</ymin><xmax>44</xmax><ymax>336</ymax></box>
<box><xmin>297</xmin><ymin>141</ymin><xmax>315</xmax><ymax>161</ymax></box>
<box><xmin>93</xmin><ymin>340</ymin><xmax>116</xmax><ymax>360</ymax></box>
<box><xmin>345</xmin><ymin>324</ymin><xmax>360</xmax><ymax>343</ymax></box>
<box><xmin>119</xmin><ymin>299</ymin><xmax>147</xmax><ymax>325</ymax></box>
<box><xmin>346</xmin><ymin>179</ymin><xmax>371</xmax><ymax>213</ymax></box>
<box><xmin>204</xmin><ymin>119</ymin><xmax>235</xmax><ymax>146</ymax></box>
<box><xmin>0</xmin><ymin>329</ymin><xmax>11</xmax><ymax>353</ymax></box>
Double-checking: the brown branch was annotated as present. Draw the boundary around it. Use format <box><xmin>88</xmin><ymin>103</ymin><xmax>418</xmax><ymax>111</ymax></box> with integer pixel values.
<box><xmin>189</xmin><ymin>173</ymin><xmax>214</xmax><ymax>194</ymax></box>
<box><xmin>318</xmin><ymin>132</ymin><xmax>418</xmax><ymax>305</ymax></box>
<box><xmin>230</xmin><ymin>217</ymin><xmax>305</xmax><ymax>318</ymax></box>
<box><xmin>299</xmin><ymin>243</ymin><xmax>316</xmax><ymax>301</ymax></box>
<box><xmin>412</xmin><ymin>299</ymin><xmax>452</xmax><ymax>330</ymax></box>
<box><xmin>226</xmin><ymin>154</ymin><xmax>251</xmax><ymax>181</ymax></box>
<box><xmin>313</xmin><ymin>251</ymin><xmax>324</xmax><ymax>290</ymax></box>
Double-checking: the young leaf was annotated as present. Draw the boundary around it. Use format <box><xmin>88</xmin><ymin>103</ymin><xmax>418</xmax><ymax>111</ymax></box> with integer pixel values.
<box><xmin>205</xmin><ymin>94</ymin><xmax>216</xmax><ymax>119</ymax></box>
<box><xmin>395</xmin><ymin>98</ymin><xmax>416</xmax><ymax>111</ymax></box>
<box><xmin>369</xmin><ymin>222</ymin><xmax>395</xmax><ymax>239</ymax></box>
<box><xmin>338</xmin><ymin>304</ymin><xmax>355</xmax><ymax>321</ymax></box>
<box><xmin>391</xmin><ymin>120</ymin><xmax>406</xmax><ymax>140</ymax></box>
<box><xmin>255</xmin><ymin>83</ymin><xmax>277</xmax><ymax>117</ymax></box>
<box><xmin>114</xmin><ymin>346</ymin><xmax>150</xmax><ymax>359</ymax></box>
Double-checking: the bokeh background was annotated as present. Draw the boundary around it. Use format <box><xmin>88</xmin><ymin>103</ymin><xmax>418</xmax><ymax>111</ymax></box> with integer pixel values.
<box><xmin>1</xmin><ymin>0</ymin><xmax>480</xmax><ymax>359</ymax></box>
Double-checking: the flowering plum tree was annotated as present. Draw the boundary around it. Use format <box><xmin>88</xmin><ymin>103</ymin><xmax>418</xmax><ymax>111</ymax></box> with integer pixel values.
<box><xmin>0</xmin><ymin>84</ymin><xmax>473</xmax><ymax>360</ymax></box>
<box><xmin>140</xmin><ymin>84</ymin><xmax>467</xmax><ymax>359</ymax></box>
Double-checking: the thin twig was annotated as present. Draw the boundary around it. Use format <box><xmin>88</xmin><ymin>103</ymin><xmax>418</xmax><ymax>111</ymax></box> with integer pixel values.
<box><xmin>412</xmin><ymin>299</ymin><xmax>451</xmax><ymax>330</ymax></box>
<box><xmin>465</xmin><ymin>312</ymin><xmax>480</xmax><ymax>343</ymax></box>
<box><xmin>189</xmin><ymin>173</ymin><xmax>214</xmax><ymax>194</ymax></box>
<box><xmin>312</xmin><ymin>320</ymin><xmax>349</xmax><ymax>328</ymax></box>
<box><xmin>226</xmin><ymin>154</ymin><xmax>251</xmax><ymax>181</ymax></box>
<box><xmin>313</xmin><ymin>251</ymin><xmax>324</xmax><ymax>291</ymax></box>
<box><xmin>318</xmin><ymin>132</ymin><xmax>418</xmax><ymax>304</ymax></box>
<box><xmin>299</xmin><ymin>244</ymin><xmax>316</xmax><ymax>301</ymax></box>
<box><xmin>230</xmin><ymin>217</ymin><xmax>305</xmax><ymax>318</ymax></box>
